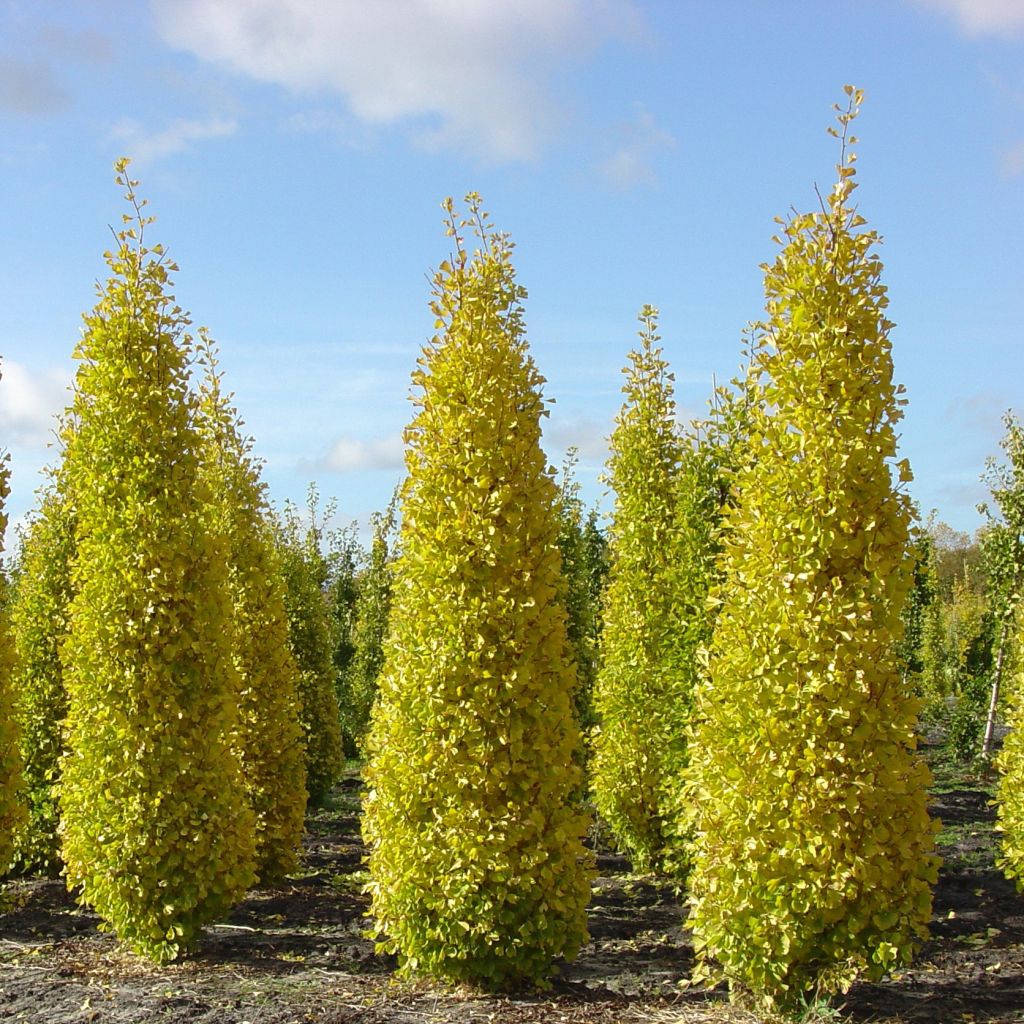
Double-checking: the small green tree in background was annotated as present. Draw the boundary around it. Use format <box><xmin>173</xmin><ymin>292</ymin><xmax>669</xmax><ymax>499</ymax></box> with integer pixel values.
<box><xmin>980</xmin><ymin>415</ymin><xmax>1024</xmax><ymax>760</ymax></box>
<box><xmin>339</xmin><ymin>499</ymin><xmax>396</xmax><ymax>757</ymax></box>
<box><xmin>10</xmin><ymin>482</ymin><xmax>74</xmax><ymax>874</ymax></box>
<box><xmin>987</xmin><ymin>416</ymin><xmax>1024</xmax><ymax>886</ymax></box>
<box><xmin>897</xmin><ymin>527</ymin><xmax>937</xmax><ymax>694</ymax></box>
<box><xmin>363</xmin><ymin>195</ymin><xmax>592</xmax><ymax>987</ymax></box>
<box><xmin>59</xmin><ymin>161</ymin><xmax>256</xmax><ymax>961</ymax></box>
<box><xmin>197</xmin><ymin>337</ymin><xmax>307</xmax><ymax>882</ymax></box>
<box><xmin>276</xmin><ymin>488</ymin><xmax>345</xmax><ymax>804</ymax></box>
<box><xmin>555</xmin><ymin>449</ymin><xmax>606</xmax><ymax>745</ymax></box>
<box><xmin>683</xmin><ymin>90</ymin><xmax>938</xmax><ymax>1012</ymax></box>
<box><xmin>0</xmin><ymin>425</ymin><xmax>26</xmax><ymax>875</ymax></box>
<box><xmin>327</xmin><ymin>520</ymin><xmax>362</xmax><ymax>751</ymax></box>
<box><xmin>590</xmin><ymin>307</ymin><xmax>703</xmax><ymax>874</ymax></box>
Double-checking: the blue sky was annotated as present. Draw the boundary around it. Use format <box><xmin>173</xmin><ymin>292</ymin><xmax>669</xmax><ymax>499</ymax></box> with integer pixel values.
<box><xmin>1</xmin><ymin>0</ymin><xmax>1022</xmax><ymax>542</ymax></box>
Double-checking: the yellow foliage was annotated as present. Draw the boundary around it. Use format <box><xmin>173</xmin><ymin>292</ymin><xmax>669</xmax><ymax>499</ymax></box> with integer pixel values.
<box><xmin>682</xmin><ymin>92</ymin><xmax>938</xmax><ymax>1013</ymax></box>
<box><xmin>363</xmin><ymin>195</ymin><xmax>592</xmax><ymax>987</ymax></box>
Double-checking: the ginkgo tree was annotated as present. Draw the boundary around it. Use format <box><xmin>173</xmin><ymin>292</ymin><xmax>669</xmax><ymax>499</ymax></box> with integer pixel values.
<box><xmin>10</xmin><ymin>479</ymin><xmax>74</xmax><ymax>873</ymax></box>
<box><xmin>363</xmin><ymin>195</ymin><xmax>592</xmax><ymax>987</ymax></box>
<box><xmin>0</xmin><ymin>390</ymin><xmax>26</xmax><ymax>875</ymax></box>
<box><xmin>683</xmin><ymin>89</ymin><xmax>938</xmax><ymax>1013</ymax></box>
<box><xmin>58</xmin><ymin>161</ymin><xmax>256</xmax><ymax>961</ymax></box>
<box><xmin>197</xmin><ymin>337</ymin><xmax>307</xmax><ymax>882</ymax></box>
<box><xmin>590</xmin><ymin>307</ymin><xmax>696</xmax><ymax>874</ymax></box>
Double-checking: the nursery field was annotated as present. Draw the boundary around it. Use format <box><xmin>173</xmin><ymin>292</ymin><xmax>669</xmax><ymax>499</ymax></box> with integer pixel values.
<box><xmin>0</xmin><ymin>753</ymin><xmax>1022</xmax><ymax>1024</ymax></box>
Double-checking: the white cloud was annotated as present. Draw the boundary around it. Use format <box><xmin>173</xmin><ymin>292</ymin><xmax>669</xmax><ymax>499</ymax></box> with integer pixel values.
<box><xmin>914</xmin><ymin>0</ymin><xmax>1024</xmax><ymax>35</ymax></box>
<box><xmin>151</xmin><ymin>0</ymin><xmax>640</xmax><ymax>161</ymax></box>
<box><xmin>599</xmin><ymin>107</ymin><xmax>675</xmax><ymax>189</ymax></box>
<box><xmin>544</xmin><ymin>415</ymin><xmax>610</xmax><ymax>468</ymax></box>
<box><xmin>0</xmin><ymin>58</ymin><xmax>69</xmax><ymax>115</ymax></box>
<box><xmin>1001</xmin><ymin>139</ymin><xmax>1024</xmax><ymax>177</ymax></box>
<box><xmin>0</xmin><ymin>361</ymin><xmax>70</xmax><ymax>448</ymax></box>
<box><xmin>110</xmin><ymin>115</ymin><xmax>237</xmax><ymax>165</ymax></box>
<box><xmin>319</xmin><ymin>435</ymin><xmax>405</xmax><ymax>473</ymax></box>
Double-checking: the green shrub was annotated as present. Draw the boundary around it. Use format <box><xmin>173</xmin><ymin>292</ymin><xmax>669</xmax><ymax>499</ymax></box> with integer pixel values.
<box><xmin>197</xmin><ymin>338</ymin><xmax>307</xmax><ymax>882</ymax></box>
<box><xmin>683</xmin><ymin>91</ymin><xmax>938</xmax><ymax>1012</ymax></box>
<box><xmin>363</xmin><ymin>195</ymin><xmax>592</xmax><ymax>987</ymax></box>
<box><xmin>58</xmin><ymin>161</ymin><xmax>256</xmax><ymax>961</ymax></box>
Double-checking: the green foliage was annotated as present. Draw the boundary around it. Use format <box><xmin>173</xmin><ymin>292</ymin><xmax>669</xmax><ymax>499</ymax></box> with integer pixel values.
<box><xmin>58</xmin><ymin>161</ymin><xmax>256</xmax><ymax>961</ymax></box>
<box><xmin>328</xmin><ymin>521</ymin><xmax>363</xmax><ymax>759</ymax></box>
<box><xmin>0</xmin><ymin>437</ymin><xmax>26</xmax><ymax>875</ymax></box>
<box><xmin>988</xmin><ymin>416</ymin><xmax>1024</xmax><ymax>885</ymax></box>
<box><xmin>197</xmin><ymin>338</ymin><xmax>307</xmax><ymax>883</ymax></box>
<box><xmin>998</xmin><ymin>612</ymin><xmax>1024</xmax><ymax>888</ymax></box>
<box><xmin>590</xmin><ymin>307</ymin><xmax>713</xmax><ymax>875</ymax></box>
<box><xmin>683</xmin><ymin>91</ymin><xmax>938</xmax><ymax>1012</ymax></box>
<box><xmin>897</xmin><ymin>527</ymin><xmax>936</xmax><ymax>686</ymax></box>
<box><xmin>9</xmin><ymin>484</ymin><xmax>73</xmax><ymax>873</ymax></box>
<box><xmin>276</xmin><ymin>488</ymin><xmax>345</xmax><ymax>804</ymax></box>
<box><xmin>555</xmin><ymin>450</ymin><xmax>607</xmax><ymax>742</ymax></box>
<box><xmin>363</xmin><ymin>194</ymin><xmax>592</xmax><ymax>987</ymax></box>
<box><xmin>339</xmin><ymin>502</ymin><xmax>395</xmax><ymax>757</ymax></box>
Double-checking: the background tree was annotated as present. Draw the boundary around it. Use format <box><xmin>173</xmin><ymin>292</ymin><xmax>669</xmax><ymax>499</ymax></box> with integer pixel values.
<box><xmin>58</xmin><ymin>161</ymin><xmax>256</xmax><ymax>961</ymax></box>
<box><xmin>276</xmin><ymin>488</ymin><xmax>345</xmax><ymax>804</ymax></box>
<box><xmin>555</xmin><ymin>449</ymin><xmax>607</xmax><ymax>748</ymax></box>
<box><xmin>683</xmin><ymin>90</ymin><xmax>938</xmax><ymax>1012</ymax></box>
<box><xmin>589</xmin><ymin>307</ymin><xmax>701</xmax><ymax>874</ymax></box>
<box><xmin>9</xmin><ymin>482</ymin><xmax>74</xmax><ymax>873</ymax></box>
<box><xmin>327</xmin><ymin>520</ymin><xmax>363</xmax><ymax>751</ymax></box>
<box><xmin>338</xmin><ymin>499</ymin><xmax>396</xmax><ymax>757</ymax></box>
<box><xmin>979</xmin><ymin>415</ymin><xmax>1024</xmax><ymax>758</ymax></box>
<box><xmin>197</xmin><ymin>337</ymin><xmax>307</xmax><ymax>882</ymax></box>
<box><xmin>0</xmin><ymin>431</ymin><xmax>26</xmax><ymax>875</ymax></box>
<box><xmin>363</xmin><ymin>195</ymin><xmax>591</xmax><ymax>987</ymax></box>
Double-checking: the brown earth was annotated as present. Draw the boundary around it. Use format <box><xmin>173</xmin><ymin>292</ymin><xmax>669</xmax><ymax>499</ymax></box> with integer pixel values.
<box><xmin>1</xmin><ymin>763</ymin><xmax>1022</xmax><ymax>1023</ymax></box>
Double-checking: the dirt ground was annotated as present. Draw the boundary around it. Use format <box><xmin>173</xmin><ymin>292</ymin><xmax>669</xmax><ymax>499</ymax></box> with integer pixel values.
<box><xmin>1</xmin><ymin>757</ymin><xmax>1023</xmax><ymax>1024</ymax></box>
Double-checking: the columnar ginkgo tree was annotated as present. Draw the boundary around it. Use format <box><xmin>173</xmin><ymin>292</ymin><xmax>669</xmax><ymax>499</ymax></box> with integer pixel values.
<box><xmin>0</xmin><ymin>405</ymin><xmax>26</xmax><ymax>874</ymax></box>
<box><xmin>197</xmin><ymin>337</ymin><xmax>307</xmax><ymax>882</ymax></box>
<box><xmin>340</xmin><ymin>501</ymin><xmax>396</xmax><ymax>755</ymax></box>
<box><xmin>590</xmin><ymin>307</ymin><xmax>697</xmax><ymax>874</ymax></box>
<box><xmin>10</xmin><ymin>480</ymin><xmax>74</xmax><ymax>873</ymax></box>
<box><xmin>683</xmin><ymin>90</ymin><xmax>938</xmax><ymax>1012</ymax></box>
<box><xmin>987</xmin><ymin>416</ymin><xmax>1024</xmax><ymax>885</ymax></box>
<box><xmin>59</xmin><ymin>161</ymin><xmax>256</xmax><ymax>961</ymax></box>
<box><xmin>363</xmin><ymin>195</ymin><xmax>592</xmax><ymax>987</ymax></box>
<box><xmin>275</xmin><ymin>491</ymin><xmax>345</xmax><ymax>804</ymax></box>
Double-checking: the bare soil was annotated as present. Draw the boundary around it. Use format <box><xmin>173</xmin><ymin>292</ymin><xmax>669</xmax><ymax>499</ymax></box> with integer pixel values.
<box><xmin>1</xmin><ymin>760</ymin><xmax>1023</xmax><ymax>1023</ymax></box>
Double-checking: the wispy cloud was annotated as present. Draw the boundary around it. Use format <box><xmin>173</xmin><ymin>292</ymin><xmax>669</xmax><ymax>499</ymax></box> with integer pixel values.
<box><xmin>599</xmin><ymin>107</ymin><xmax>675</xmax><ymax>189</ymax></box>
<box><xmin>1001</xmin><ymin>139</ymin><xmax>1024</xmax><ymax>177</ymax></box>
<box><xmin>36</xmin><ymin>25</ymin><xmax>115</xmax><ymax>66</ymax></box>
<box><xmin>0</xmin><ymin>361</ymin><xmax>70</xmax><ymax>447</ymax></box>
<box><xmin>318</xmin><ymin>435</ymin><xmax>405</xmax><ymax>473</ymax></box>
<box><xmin>913</xmin><ymin>0</ymin><xmax>1024</xmax><ymax>36</ymax></box>
<box><xmin>544</xmin><ymin>415</ymin><xmax>610</xmax><ymax>468</ymax></box>
<box><xmin>0</xmin><ymin>58</ymin><xmax>69</xmax><ymax>115</ymax></box>
<box><xmin>151</xmin><ymin>0</ymin><xmax>641</xmax><ymax>162</ymax></box>
<box><xmin>110</xmin><ymin>115</ymin><xmax>238</xmax><ymax>164</ymax></box>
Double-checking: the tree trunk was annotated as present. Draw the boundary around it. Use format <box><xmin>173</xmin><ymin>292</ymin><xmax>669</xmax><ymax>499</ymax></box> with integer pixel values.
<box><xmin>982</xmin><ymin>620</ymin><xmax>1009</xmax><ymax>759</ymax></box>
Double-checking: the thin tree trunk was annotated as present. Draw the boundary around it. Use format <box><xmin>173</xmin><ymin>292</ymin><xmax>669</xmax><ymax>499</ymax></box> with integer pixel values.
<box><xmin>982</xmin><ymin>620</ymin><xmax>1009</xmax><ymax>759</ymax></box>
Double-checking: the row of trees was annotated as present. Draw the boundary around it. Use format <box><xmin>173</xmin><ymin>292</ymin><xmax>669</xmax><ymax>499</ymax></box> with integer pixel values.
<box><xmin>1</xmin><ymin>90</ymin><xmax>1023</xmax><ymax>1017</ymax></box>
<box><xmin>0</xmin><ymin>162</ymin><xmax>349</xmax><ymax>960</ymax></box>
